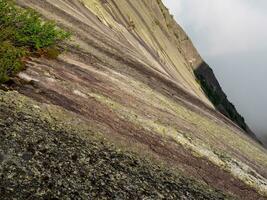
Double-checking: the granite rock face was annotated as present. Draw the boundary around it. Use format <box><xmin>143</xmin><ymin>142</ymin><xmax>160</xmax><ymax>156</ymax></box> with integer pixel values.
<box><xmin>1</xmin><ymin>0</ymin><xmax>267</xmax><ymax>199</ymax></box>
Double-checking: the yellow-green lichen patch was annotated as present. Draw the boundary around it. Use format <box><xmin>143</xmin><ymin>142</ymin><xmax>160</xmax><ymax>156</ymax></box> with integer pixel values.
<box><xmin>85</xmin><ymin>90</ymin><xmax>267</xmax><ymax>197</ymax></box>
<box><xmin>0</xmin><ymin>89</ymin><xmax>234</xmax><ymax>199</ymax></box>
<box><xmin>84</xmin><ymin>63</ymin><xmax>267</xmax><ymax>173</ymax></box>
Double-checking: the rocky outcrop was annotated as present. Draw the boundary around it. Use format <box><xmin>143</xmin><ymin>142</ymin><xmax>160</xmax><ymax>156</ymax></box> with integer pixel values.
<box><xmin>0</xmin><ymin>0</ymin><xmax>266</xmax><ymax>199</ymax></box>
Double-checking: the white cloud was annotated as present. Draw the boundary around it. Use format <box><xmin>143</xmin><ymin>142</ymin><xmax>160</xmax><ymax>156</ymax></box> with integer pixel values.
<box><xmin>163</xmin><ymin>0</ymin><xmax>267</xmax><ymax>56</ymax></box>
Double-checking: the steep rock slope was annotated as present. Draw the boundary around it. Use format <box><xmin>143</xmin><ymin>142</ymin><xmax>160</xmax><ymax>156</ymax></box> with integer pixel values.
<box><xmin>83</xmin><ymin>0</ymin><xmax>258</xmax><ymax>140</ymax></box>
<box><xmin>1</xmin><ymin>0</ymin><xmax>267</xmax><ymax>199</ymax></box>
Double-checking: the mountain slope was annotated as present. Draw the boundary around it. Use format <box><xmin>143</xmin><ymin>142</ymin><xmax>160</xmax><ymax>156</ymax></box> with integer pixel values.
<box><xmin>0</xmin><ymin>90</ymin><xmax>233</xmax><ymax>199</ymax></box>
<box><xmin>83</xmin><ymin>0</ymin><xmax>259</xmax><ymax>140</ymax></box>
<box><xmin>1</xmin><ymin>0</ymin><xmax>267</xmax><ymax>199</ymax></box>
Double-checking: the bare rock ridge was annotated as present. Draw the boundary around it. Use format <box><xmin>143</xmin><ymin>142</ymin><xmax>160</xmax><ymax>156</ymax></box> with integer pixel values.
<box><xmin>1</xmin><ymin>0</ymin><xmax>267</xmax><ymax>199</ymax></box>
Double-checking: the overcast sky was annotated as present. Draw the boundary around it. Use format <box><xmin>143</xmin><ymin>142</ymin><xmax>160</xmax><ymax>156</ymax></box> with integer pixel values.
<box><xmin>163</xmin><ymin>0</ymin><xmax>267</xmax><ymax>144</ymax></box>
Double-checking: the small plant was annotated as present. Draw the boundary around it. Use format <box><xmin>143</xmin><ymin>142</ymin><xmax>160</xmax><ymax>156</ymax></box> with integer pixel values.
<box><xmin>0</xmin><ymin>0</ymin><xmax>70</xmax><ymax>83</ymax></box>
<box><xmin>0</xmin><ymin>41</ymin><xmax>27</xmax><ymax>83</ymax></box>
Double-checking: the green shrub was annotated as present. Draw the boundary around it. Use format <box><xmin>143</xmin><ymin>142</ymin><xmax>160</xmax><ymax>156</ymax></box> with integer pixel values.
<box><xmin>0</xmin><ymin>0</ymin><xmax>70</xmax><ymax>83</ymax></box>
<box><xmin>14</xmin><ymin>9</ymin><xmax>70</xmax><ymax>49</ymax></box>
<box><xmin>0</xmin><ymin>41</ymin><xmax>27</xmax><ymax>83</ymax></box>
<box><xmin>43</xmin><ymin>47</ymin><xmax>61</xmax><ymax>59</ymax></box>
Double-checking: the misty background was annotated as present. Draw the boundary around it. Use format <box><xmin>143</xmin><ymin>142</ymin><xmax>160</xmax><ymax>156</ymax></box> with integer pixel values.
<box><xmin>163</xmin><ymin>0</ymin><xmax>267</xmax><ymax>145</ymax></box>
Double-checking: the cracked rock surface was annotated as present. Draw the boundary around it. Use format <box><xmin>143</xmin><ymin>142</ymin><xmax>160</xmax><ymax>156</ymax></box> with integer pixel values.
<box><xmin>0</xmin><ymin>91</ymin><xmax>231</xmax><ymax>200</ymax></box>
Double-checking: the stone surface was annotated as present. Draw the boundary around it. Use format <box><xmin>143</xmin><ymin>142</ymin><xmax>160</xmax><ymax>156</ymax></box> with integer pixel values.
<box><xmin>0</xmin><ymin>91</ymin><xmax>231</xmax><ymax>200</ymax></box>
<box><xmin>1</xmin><ymin>0</ymin><xmax>266</xmax><ymax>199</ymax></box>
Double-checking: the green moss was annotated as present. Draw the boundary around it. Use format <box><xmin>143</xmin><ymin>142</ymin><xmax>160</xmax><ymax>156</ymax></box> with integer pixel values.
<box><xmin>0</xmin><ymin>41</ymin><xmax>27</xmax><ymax>82</ymax></box>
